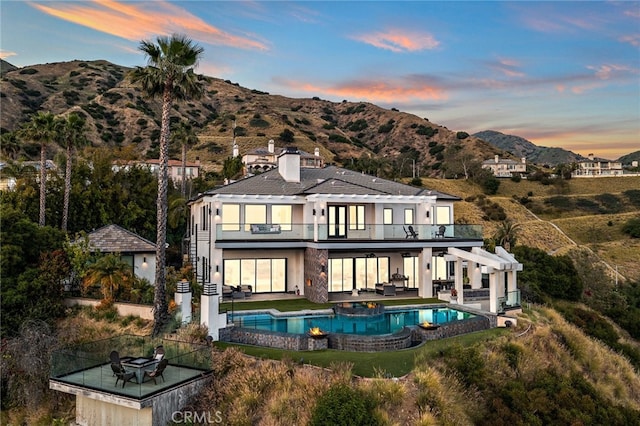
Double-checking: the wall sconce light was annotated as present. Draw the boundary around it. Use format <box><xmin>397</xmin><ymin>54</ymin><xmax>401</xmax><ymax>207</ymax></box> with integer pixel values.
<box><xmin>313</xmin><ymin>209</ymin><xmax>316</xmax><ymax>216</ymax></box>
<box><xmin>426</xmin><ymin>263</ymin><xmax>431</xmax><ymax>270</ymax></box>
<box><xmin>143</xmin><ymin>256</ymin><xmax>147</xmax><ymax>263</ymax></box>
<box><xmin>321</xmin><ymin>208</ymin><xmax>325</xmax><ymax>216</ymax></box>
<box><xmin>216</xmin><ymin>265</ymin><xmax>219</xmax><ymax>273</ymax></box>
<box><xmin>476</xmin><ymin>263</ymin><xmax>480</xmax><ymax>268</ymax></box>
<box><xmin>215</xmin><ymin>208</ymin><xmax>220</xmax><ymax>216</ymax></box>
<box><xmin>320</xmin><ymin>265</ymin><xmax>326</xmax><ymax>273</ymax></box>
<box><xmin>426</xmin><ymin>211</ymin><xmax>430</xmax><ymax>218</ymax></box>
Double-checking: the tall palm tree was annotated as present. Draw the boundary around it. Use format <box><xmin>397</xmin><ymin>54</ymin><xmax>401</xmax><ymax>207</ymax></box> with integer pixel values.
<box><xmin>83</xmin><ymin>253</ymin><xmax>132</xmax><ymax>303</ymax></box>
<box><xmin>19</xmin><ymin>112</ymin><xmax>58</xmax><ymax>226</ymax></box>
<box><xmin>59</xmin><ymin>113</ymin><xmax>87</xmax><ymax>232</ymax></box>
<box><xmin>1</xmin><ymin>131</ymin><xmax>21</xmax><ymax>160</ymax></box>
<box><xmin>171</xmin><ymin>121</ymin><xmax>199</xmax><ymax>197</ymax></box>
<box><xmin>128</xmin><ymin>34</ymin><xmax>204</xmax><ymax>336</ymax></box>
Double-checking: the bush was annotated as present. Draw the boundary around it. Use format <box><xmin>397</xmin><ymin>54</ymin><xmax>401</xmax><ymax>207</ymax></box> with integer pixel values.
<box><xmin>456</xmin><ymin>131</ymin><xmax>469</xmax><ymax>139</ymax></box>
<box><xmin>622</xmin><ymin>217</ymin><xmax>640</xmax><ymax>238</ymax></box>
<box><xmin>309</xmin><ymin>384</ymin><xmax>380</xmax><ymax>426</ymax></box>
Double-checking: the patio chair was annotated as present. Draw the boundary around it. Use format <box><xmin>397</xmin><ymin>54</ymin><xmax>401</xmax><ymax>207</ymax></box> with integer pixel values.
<box><xmin>143</xmin><ymin>358</ymin><xmax>168</xmax><ymax>385</ymax></box>
<box><xmin>408</xmin><ymin>225</ymin><xmax>419</xmax><ymax>239</ymax></box>
<box><xmin>403</xmin><ymin>226</ymin><xmax>411</xmax><ymax>239</ymax></box>
<box><xmin>111</xmin><ymin>363</ymin><xmax>138</xmax><ymax>388</ymax></box>
<box><xmin>435</xmin><ymin>225</ymin><xmax>446</xmax><ymax>238</ymax></box>
<box><xmin>153</xmin><ymin>345</ymin><xmax>165</xmax><ymax>361</ymax></box>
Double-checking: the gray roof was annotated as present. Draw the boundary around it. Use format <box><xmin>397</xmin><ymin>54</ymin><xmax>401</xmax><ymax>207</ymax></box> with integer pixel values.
<box><xmin>198</xmin><ymin>165</ymin><xmax>459</xmax><ymax>200</ymax></box>
<box><xmin>85</xmin><ymin>224</ymin><xmax>155</xmax><ymax>253</ymax></box>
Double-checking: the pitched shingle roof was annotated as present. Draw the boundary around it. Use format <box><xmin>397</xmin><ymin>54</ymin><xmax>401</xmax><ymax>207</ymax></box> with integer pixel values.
<box><xmin>199</xmin><ymin>165</ymin><xmax>459</xmax><ymax>200</ymax></box>
<box><xmin>85</xmin><ymin>224</ymin><xmax>155</xmax><ymax>253</ymax></box>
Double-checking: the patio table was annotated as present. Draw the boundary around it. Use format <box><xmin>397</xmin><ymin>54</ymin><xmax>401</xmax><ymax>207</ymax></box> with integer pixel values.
<box><xmin>121</xmin><ymin>357</ymin><xmax>157</xmax><ymax>383</ymax></box>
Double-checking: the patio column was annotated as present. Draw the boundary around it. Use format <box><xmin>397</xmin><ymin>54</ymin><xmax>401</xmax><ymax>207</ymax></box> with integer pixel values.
<box><xmin>174</xmin><ymin>279</ymin><xmax>192</xmax><ymax>324</ymax></box>
<box><xmin>470</xmin><ymin>262</ymin><xmax>483</xmax><ymax>289</ymax></box>
<box><xmin>487</xmin><ymin>267</ymin><xmax>498</xmax><ymax>313</ymax></box>
<box><xmin>200</xmin><ymin>283</ymin><xmax>223</xmax><ymax>340</ymax></box>
<box><xmin>418</xmin><ymin>248</ymin><xmax>433</xmax><ymax>298</ymax></box>
<box><xmin>454</xmin><ymin>257</ymin><xmax>464</xmax><ymax>306</ymax></box>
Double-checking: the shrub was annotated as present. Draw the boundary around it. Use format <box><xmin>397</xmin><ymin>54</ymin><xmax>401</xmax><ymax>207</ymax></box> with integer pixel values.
<box><xmin>19</xmin><ymin>68</ymin><xmax>39</xmax><ymax>75</ymax></box>
<box><xmin>510</xmin><ymin>174</ymin><xmax>521</xmax><ymax>182</ymax></box>
<box><xmin>346</xmin><ymin>119</ymin><xmax>368</xmax><ymax>132</ymax></box>
<box><xmin>622</xmin><ymin>217</ymin><xmax>640</xmax><ymax>238</ymax></box>
<box><xmin>595</xmin><ymin>193</ymin><xmax>623</xmax><ymax>213</ymax></box>
<box><xmin>377</xmin><ymin>120</ymin><xmax>394</xmax><ymax>133</ymax></box>
<box><xmin>309</xmin><ymin>383</ymin><xmax>380</xmax><ymax>426</ymax></box>
<box><xmin>622</xmin><ymin>189</ymin><xmax>640</xmax><ymax>207</ymax></box>
<box><xmin>279</xmin><ymin>129</ymin><xmax>294</xmax><ymax>143</ymax></box>
<box><xmin>456</xmin><ymin>131</ymin><xmax>469</xmax><ymax>139</ymax></box>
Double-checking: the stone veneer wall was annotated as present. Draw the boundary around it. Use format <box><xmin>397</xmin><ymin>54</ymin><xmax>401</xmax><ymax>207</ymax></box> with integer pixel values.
<box><xmin>220</xmin><ymin>327</ymin><xmax>310</xmax><ymax>351</ymax></box>
<box><xmin>304</xmin><ymin>247</ymin><xmax>328</xmax><ymax>303</ymax></box>
<box><xmin>413</xmin><ymin>316</ymin><xmax>490</xmax><ymax>342</ymax></box>
<box><xmin>328</xmin><ymin>327</ymin><xmax>413</xmax><ymax>352</ymax></box>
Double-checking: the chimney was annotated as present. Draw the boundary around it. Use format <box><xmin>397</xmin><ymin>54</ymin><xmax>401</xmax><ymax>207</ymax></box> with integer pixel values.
<box><xmin>268</xmin><ymin>139</ymin><xmax>275</xmax><ymax>154</ymax></box>
<box><xmin>278</xmin><ymin>147</ymin><xmax>300</xmax><ymax>182</ymax></box>
<box><xmin>314</xmin><ymin>147</ymin><xmax>320</xmax><ymax>157</ymax></box>
<box><xmin>232</xmin><ymin>142</ymin><xmax>239</xmax><ymax>158</ymax></box>
<box><xmin>521</xmin><ymin>157</ymin><xmax>526</xmax><ymax>164</ymax></box>
<box><xmin>588</xmin><ymin>153</ymin><xmax>594</xmax><ymax>161</ymax></box>
<box><xmin>494</xmin><ymin>155</ymin><xmax>499</xmax><ymax>163</ymax></box>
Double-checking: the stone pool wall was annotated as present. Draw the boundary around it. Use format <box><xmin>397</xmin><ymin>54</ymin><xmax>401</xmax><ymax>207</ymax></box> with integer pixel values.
<box><xmin>413</xmin><ymin>315</ymin><xmax>491</xmax><ymax>342</ymax></box>
<box><xmin>328</xmin><ymin>327</ymin><xmax>413</xmax><ymax>351</ymax></box>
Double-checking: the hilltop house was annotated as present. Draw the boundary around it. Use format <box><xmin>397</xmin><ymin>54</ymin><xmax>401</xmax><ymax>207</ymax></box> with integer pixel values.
<box><xmin>187</xmin><ymin>147</ymin><xmax>522</xmax><ymax>320</ymax></box>
<box><xmin>112</xmin><ymin>159</ymin><xmax>201</xmax><ymax>183</ymax></box>
<box><xmin>236</xmin><ymin>139</ymin><xmax>324</xmax><ymax>175</ymax></box>
<box><xmin>572</xmin><ymin>154</ymin><xmax>623</xmax><ymax>177</ymax></box>
<box><xmin>482</xmin><ymin>155</ymin><xmax>527</xmax><ymax>178</ymax></box>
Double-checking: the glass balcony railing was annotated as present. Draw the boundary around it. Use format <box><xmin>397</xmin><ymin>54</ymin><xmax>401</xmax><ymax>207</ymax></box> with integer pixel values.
<box><xmin>50</xmin><ymin>335</ymin><xmax>212</xmax><ymax>399</ymax></box>
<box><xmin>213</xmin><ymin>224</ymin><xmax>482</xmax><ymax>241</ymax></box>
<box><xmin>497</xmin><ymin>290</ymin><xmax>521</xmax><ymax>313</ymax></box>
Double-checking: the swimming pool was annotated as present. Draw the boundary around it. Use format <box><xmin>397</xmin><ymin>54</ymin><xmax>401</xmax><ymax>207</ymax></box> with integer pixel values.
<box><xmin>231</xmin><ymin>306</ymin><xmax>475</xmax><ymax>336</ymax></box>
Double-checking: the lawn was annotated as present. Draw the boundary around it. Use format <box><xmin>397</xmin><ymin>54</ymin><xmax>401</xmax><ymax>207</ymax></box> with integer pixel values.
<box><xmin>215</xmin><ymin>328</ymin><xmax>509</xmax><ymax>377</ymax></box>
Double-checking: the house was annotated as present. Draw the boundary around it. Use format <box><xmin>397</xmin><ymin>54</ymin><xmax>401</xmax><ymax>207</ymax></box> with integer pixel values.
<box><xmin>0</xmin><ymin>160</ymin><xmax>57</xmax><ymax>190</ymax></box>
<box><xmin>238</xmin><ymin>139</ymin><xmax>324</xmax><ymax>175</ymax></box>
<box><xmin>572</xmin><ymin>154</ymin><xmax>623</xmax><ymax>177</ymax></box>
<box><xmin>482</xmin><ymin>155</ymin><xmax>527</xmax><ymax>178</ymax></box>
<box><xmin>112</xmin><ymin>159</ymin><xmax>201</xmax><ymax>183</ymax></box>
<box><xmin>187</xmin><ymin>147</ymin><xmax>522</xmax><ymax>321</ymax></box>
<box><xmin>84</xmin><ymin>224</ymin><xmax>156</xmax><ymax>284</ymax></box>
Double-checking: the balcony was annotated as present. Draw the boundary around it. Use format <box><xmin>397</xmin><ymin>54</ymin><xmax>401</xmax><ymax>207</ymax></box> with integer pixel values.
<box><xmin>212</xmin><ymin>223</ymin><xmax>482</xmax><ymax>242</ymax></box>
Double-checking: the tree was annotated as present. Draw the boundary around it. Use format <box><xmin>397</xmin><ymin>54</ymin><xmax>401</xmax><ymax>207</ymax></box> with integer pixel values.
<box><xmin>128</xmin><ymin>34</ymin><xmax>204</xmax><ymax>336</ymax></box>
<box><xmin>171</xmin><ymin>121</ymin><xmax>199</xmax><ymax>197</ymax></box>
<box><xmin>83</xmin><ymin>253</ymin><xmax>133</xmax><ymax>302</ymax></box>
<box><xmin>59</xmin><ymin>113</ymin><xmax>87</xmax><ymax>231</ymax></box>
<box><xmin>0</xmin><ymin>131</ymin><xmax>21</xmax><ymax>160</ymax></box>
<box><xmin>494</xmin><ymin>220</ymin><xmax>521</xmax><ymax>251</ymax></box>
<box><xmin>19</xmin><ymin>112</ymin><xmax>58</xmax><ymax>226</ymax></box>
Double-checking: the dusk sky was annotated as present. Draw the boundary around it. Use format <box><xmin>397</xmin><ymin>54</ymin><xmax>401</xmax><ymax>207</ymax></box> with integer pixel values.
<box><xmin>2</xmin><ymin>1</ymin><xmax>639</xmax><ymax>160</ymax></box>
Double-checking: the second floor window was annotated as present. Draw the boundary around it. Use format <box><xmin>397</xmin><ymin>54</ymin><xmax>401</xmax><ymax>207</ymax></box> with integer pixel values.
<box><xmin>348</xmin><ymin>205</ymin><xmax>365</xmax><ymax>230</ymax></box>
<box><xmin>404</xmin><ymin>208</ymin><xmax>414</xmax><ymax>225</ymax></box>
<box><xmin>245</xmin><ymin>205</ymin><xmax>267</xmax><ymax>231</ymax></box>
<box><xmin>221</xmin><ymin>204</ymin><xmax>240</xmax><ymax>231</ymax></box>
<box><xmin>383</xmin><ymin>208</ymin><xmax>393</xmax><ymax>225</ymax></box>
<box><xmin>271</xmin><ymin>205</ymin><xmax>292</xmax><ymax>231</ymax></box>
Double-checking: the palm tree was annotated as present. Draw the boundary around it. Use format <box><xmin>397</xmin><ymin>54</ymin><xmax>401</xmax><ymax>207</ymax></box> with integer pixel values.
<box><xmin>128</xmin><ymin>34</ymin><xmax>204</xmax><ymax>335</ymax></box>
<box><xmin>494</xmin><ymin>220</ymin><xmax>521</xmax><ymax>251</ymax></box>
<box><xmin>83</xmin><ymin>253</ymin><xmax>132</xmax><ymax>303</ymax></box>
<box><xmin>1</xmin><ymin>131</ymin><xmax>21</xmax><ymax>160</ymax></box>
<box><xmin>19</xmin><ymin>112</ymin><xmax>58</xmax><ymax>226</ymax></box>
<box><xmin>171</xmin><ymin>121</ymin><xmax>199</xmax><ymax>197</ymax></box>
<box><xmin>59</xmin><ymin>113</ymin><xmax>87</xmax><ymax>232</ymax></box>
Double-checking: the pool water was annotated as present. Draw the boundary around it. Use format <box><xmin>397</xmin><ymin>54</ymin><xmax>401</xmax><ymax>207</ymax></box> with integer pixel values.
<box><xmin>231</xmin><ymin>307</ymin><xmax>474</xmax><ymax>336</ymax></box>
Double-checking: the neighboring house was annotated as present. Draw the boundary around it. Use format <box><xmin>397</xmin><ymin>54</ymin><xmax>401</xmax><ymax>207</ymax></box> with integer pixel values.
<box><xmin>481</xmin><ymin>155</ymin><xmax>527</xmax><ymax>178</ymax></box>
<box><xmin>85</xmin><ymin>224</ymin><xmax>156</xmax><ymax>284</ymax></box>
<box><xmin>572</xmin><ymin>154</ymin><xmax>623</xmax><ymax>177</ymax></box>
<box><xmin>112</xmin><ymin>159</ymin><xmax>201</xmax><ymax>182</ymax></box>
<box><xmin>0</xmin><ymin>160</ymin><xmax>56</xmax><ymax>190</ymax></box>
<box><xmin>188</xmin><ymin>147</ymin><xmax>521</xmax><ymax>315</ymax></box>
<box><xmin>238</xmin><ymin>139</ymin><xmax>324</xmax><ymax>175</ymax></box>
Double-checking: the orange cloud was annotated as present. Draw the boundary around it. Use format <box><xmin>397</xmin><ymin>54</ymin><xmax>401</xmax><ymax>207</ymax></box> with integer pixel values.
<box><xmin>30</xmin><ymin>0</ymin><xmax>267</xmax><ymax>50</ymax></box>
<box><xmin>276</xmin><ymin>76</ymin><xmax>447</xmax><ymax>103</ymax></box>
<box><xmin>0</xmin><ymin>50</ymin><xmax>17</xmax><ymax>59</ymax></box>
<box><xmin>352</xmin><ymin>29</ymin><xmax>439</xmax><ymax>52</ymax></box>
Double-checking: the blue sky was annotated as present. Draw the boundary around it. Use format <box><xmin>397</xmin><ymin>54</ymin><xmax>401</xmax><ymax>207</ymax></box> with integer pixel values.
<box><xmin>2</xmin><ymin>1</ymin><xmax>639</xmax><ymax>159</ymax></box>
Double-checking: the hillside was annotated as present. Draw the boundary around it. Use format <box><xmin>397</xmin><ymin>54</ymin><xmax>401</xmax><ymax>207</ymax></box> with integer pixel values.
<box><xmin>474</xmin><ymin>129</ymin><xmax>586</xmax><ymax>165</ymax></box>
<box><xmin>421</xmin><ymin>175</ymin><xmax>640</xmax><ymax>282</ymax></box>
<box><xmin>619</xmin><ymin>150</ymin><xmax>640</xmax><ymax>164</ymax></box>
<box><xmin>0</xmin><ymin>60</ymin><xmax>502</xmax><ymax>177</ymax></box>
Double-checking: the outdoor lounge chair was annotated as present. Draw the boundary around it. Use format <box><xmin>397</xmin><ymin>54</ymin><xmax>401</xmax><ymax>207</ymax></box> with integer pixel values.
<box><xmin>408</xmin><ymin>225</ymin><xmax>419</xmax><ymax>239</ymax></box>
<box><xmin>152</xmin><ymin>345</ymin><xmax>165</xmax><ymax>361</ymax></box>
<box><xmin>143</xmin><ymin>358</ymin><xmax>168</xmax><ymax>385</ymax></box>
<box><xmin>435</xmin><ymin>225</ymin><xmax>446</xmax><ymax>238</ymax></box>
<box><xmin>111</xmin><ymin>362</ymin><xmax>138</xmax><ymax>388</ymax></box>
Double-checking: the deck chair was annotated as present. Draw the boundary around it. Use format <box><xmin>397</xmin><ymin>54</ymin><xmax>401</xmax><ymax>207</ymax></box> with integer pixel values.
<box><xmin>152</xmin><ymin>345</ymin><xmax>165</xmax><ymax>361</ymax></box>
<box><xmin>143</xmin><ymin>358</ymin><xmax>168</xmax><ymax>385</ymax></box>
<box><xmin>403</xmin><ymin>226</ymin><xmax>411</xmax><ymax>239</ymax></box>
<box><xmin>111</xmin><ymin>363</ymin><xmax>137</xmax><ymax>388</ymax></box>
<box><xmin>436</xmin><ymin>225</ymin><xmax>446</xmax><ymax>238</ymax></box>
<box><xmin>408</xmin><ymin>225</ymin><xmax>419</xmax><ymax>239</ymax></box>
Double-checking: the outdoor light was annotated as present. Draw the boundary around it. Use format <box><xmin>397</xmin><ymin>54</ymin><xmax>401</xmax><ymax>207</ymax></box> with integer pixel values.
<box><xmin>313</xmin><ymin>209</ymin><xmax>316</xmax><ymax>216</ymax></box>
<box><xmin>216</xmin><ymin>208</ymin><xmax>220</xmax><ymax>216</ymax></box>
<box><xmin>427</xmin><ymin>263</ymin><xmax>431</xmax><ymax>270</ymax></box>
<box><xmin>143</xmin><ymin>256</ymin><xmax>147</xmax><ymax>263</ymax></box>
<box><xmin>426</xmin><ymin>211</ymin><xmax>430</xmax><ymax>218</ymax></box>
<box><xmin>320</xmin><ymin>265</ymin><xmax>326</xmax><ymax>273</ymax></box>
<box><xmin>216</xmin><ymin>265</ymin><xmax>219</xmax><ymax>273</ymax></box>
<box><xmin>321</xmin><ymin>208</ymin><xmax>325</xmax><ymax>216</ymax></box>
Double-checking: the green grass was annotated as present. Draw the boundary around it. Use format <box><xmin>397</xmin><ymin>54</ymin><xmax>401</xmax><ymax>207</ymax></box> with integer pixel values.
<box><xmin>215</xmin><ymin>328</ymin><xmax>508</xmax><ymax>377</ymax></box>
<box><xmin>220</xmin><ymin>297</ymin><xmax>440</xmax><ymax>313</ymax></box>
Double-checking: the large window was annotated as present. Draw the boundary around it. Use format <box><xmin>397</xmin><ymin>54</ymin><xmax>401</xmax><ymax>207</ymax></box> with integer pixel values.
<box><xmin>348</xmin><ymin>205</ymin><xmax>365</xmax><ymax>230</ymax></box>
<box><xmin>221</xmin><ymin>204</ymin><xmax>240</xmax><ymax>231</ymax></box>
<box><xmin>354</xmin><ymin>257</ymin><xmax>389</xmax><ymax>290</ymax></box>
<box><xmin>383</xmin><ymin>208</ymin><xmax>393</xmax><ymax>225</ymax></box>
<box><xmin>404</xmin><ymin>208</ymin><xmax>414</xmax><ymax>225</ymax></box>
<box><xmin>329</xmin><ymin>258</ymin><xmax>353</xmax><ymax>292</ymax></box>
<box><xmin>245</xmin><ymin>205</ymin><xmax>267</xmax><ymax>231</ymax></box>
<box><xmin>435</xmin><ymin>206</ymin><xmax>451</xmax><ymax>224</ymax></box>
<box><xmin>223</xmin><ymin>258</ymin><xmax>286</xmax><ymax>293</ymax></box>
<box><xmin>403</xmin><ymin>256</ymin><xmax>419</xmax><ymax>288</ymax></box>
<box><xmin>271</xmin><ymin>205</ymin><xmax>292</xmax><ymax>231</ymax></box>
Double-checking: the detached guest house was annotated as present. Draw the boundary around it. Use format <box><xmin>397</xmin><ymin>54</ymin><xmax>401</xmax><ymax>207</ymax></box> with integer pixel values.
<box><xmin>187</xmin><ymin>147</ymin><xmax>521</xmax><ymax>316</ymax></box>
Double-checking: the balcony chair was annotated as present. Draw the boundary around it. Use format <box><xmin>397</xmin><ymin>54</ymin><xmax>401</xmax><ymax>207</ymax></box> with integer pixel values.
<box><xmin>408</xmin><ymin>225</ymin><xmax>419</xmax><ymax>239</ymax></box>
<box><xmin>143</xmin><ymin>358</ymin><xmax>168</xmax><ymax>385</ymax></box>
<box><xmin>111</xmin><ymin>363</ymin><xmax>138</xmax><ymax>388</ymax></box>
